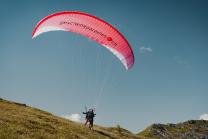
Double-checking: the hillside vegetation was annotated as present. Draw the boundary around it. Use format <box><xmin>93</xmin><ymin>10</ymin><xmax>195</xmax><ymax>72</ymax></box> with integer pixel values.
<box><xmin>0</xmin><ymin>98</ymin><xmax>141</xmax><ymax>139</ymax></box>
<box><xmin>138</xmin><ymin>120</ymin><xmax>208</xmax><ymax>139</ymax></box>
<box><xmin>0</xmin><ymin>98</ymin><xmax>207</xmax><ymax>139</ymax></box>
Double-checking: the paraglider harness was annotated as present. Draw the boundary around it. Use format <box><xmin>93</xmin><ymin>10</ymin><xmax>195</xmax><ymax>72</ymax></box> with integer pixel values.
<box><xmin>83</xmin><ymin>108</ymin><xmax>96</xmax><ymax>129</ymax></box>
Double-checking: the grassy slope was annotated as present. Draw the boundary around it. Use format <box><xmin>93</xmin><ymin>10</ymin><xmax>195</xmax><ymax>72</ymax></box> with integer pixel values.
<box><xmin>2</xmin><ymin>98</ymin><xmax>207</xmax><ymax>139</ymax></box>
<box><xmin>0</xmin><ymin>98</ymin><xmax>142</xmax><ymax>139</ymax></box>
<box><xmin>138</xmin><ymin>120</ymin><xmax>208</xmax><ymax>139</ymax></box>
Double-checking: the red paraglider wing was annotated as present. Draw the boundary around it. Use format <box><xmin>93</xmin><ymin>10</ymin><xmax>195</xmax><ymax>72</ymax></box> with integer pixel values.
<box><xmin>32</xmin><ymin>11</ymin><xmax>134</xmax><ymax>70</ymax></box>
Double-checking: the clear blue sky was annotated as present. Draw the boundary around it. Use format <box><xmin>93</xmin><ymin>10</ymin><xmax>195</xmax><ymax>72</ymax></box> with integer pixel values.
<box><xmin>0</xmin><ymin>0</ymin><xmax>208</xmax><ymax>132</ymax></box>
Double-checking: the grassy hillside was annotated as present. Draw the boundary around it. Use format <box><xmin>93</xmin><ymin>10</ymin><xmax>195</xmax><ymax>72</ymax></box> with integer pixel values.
<box><xmin>0</xmin><ymin>98</ymin><xmax>141</xmax><ymax>139</ymax></box>
<box><xmin>1</xmin><ymin>98</ymin><xmax>207</xmax><ymax>139</ymax></box>
<box><xmin>138</xmin><ymin>120</ymin><xmax>208</xmax><ymax>139</ymax></box>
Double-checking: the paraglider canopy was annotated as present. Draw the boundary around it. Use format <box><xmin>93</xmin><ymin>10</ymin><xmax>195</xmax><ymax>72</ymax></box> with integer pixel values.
<box><xmin>32</xmin><ymin>11</ymin><xmax>134</xmax><ymax>70</ymax></box>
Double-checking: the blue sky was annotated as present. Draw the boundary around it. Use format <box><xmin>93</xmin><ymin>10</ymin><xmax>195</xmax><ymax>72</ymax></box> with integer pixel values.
<box><xmin>0</xmin><ymin>0</ymin><xmax>208</xmax><ymax>132</ymax></box>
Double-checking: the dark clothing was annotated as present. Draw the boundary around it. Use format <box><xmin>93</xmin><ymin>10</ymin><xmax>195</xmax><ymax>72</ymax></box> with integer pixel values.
<box><xmin>83</xmin><ymin>110</ymin><xmax>96</xmax><ymax>130</ymax></box>
<box><xmin>83</xmin><ymin>111</ymin><xmax>96</xmax><ymax>120</ymax></box>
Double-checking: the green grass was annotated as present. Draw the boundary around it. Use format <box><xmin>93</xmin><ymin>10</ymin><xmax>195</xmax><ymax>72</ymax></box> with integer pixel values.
<box><xmin>137</xmin><ymin>121</ymin><xmax>208</xmax><ymax>139</ymax></box>
<box><xmin>0</xmin><ymin>98</ymin><xmax>144</xmax><ymax>139</ymax></box>
<box><xmin>2</xmin><ymin>98</ymin><xmax>207</xmax><ymax>139</ymax></box>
